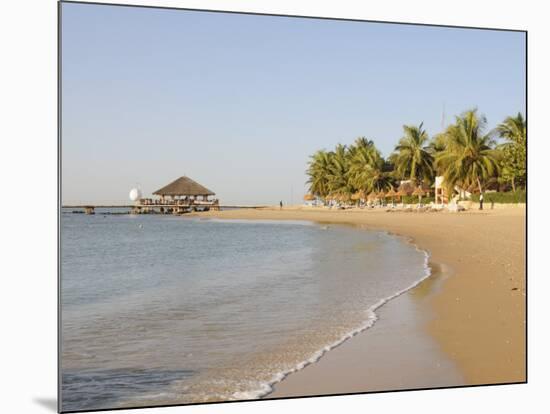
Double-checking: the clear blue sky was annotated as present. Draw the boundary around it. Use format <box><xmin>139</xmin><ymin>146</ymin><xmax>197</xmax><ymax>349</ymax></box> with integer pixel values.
<box><xmin>61</xmin><ymin>2</ymin><xmax>525</xmax><ymax>205</ymax></box>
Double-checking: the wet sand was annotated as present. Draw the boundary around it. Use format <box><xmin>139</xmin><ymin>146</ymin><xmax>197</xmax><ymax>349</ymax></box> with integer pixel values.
<box><xmin>269</xmin><ymin>262</ymin><xmax>465</xmax><ymax>397</ymax></box>
<box><xmin>190</xmin><ymin>206</ymin><xmax>526</xmax><ymax>395</ymax></box>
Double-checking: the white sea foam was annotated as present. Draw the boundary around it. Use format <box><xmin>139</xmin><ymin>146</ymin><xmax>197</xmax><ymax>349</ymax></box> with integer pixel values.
<box><xmin>231</xmin><ymin>241</ymin><xmax>433</xmax><ymax>401</ymax></box>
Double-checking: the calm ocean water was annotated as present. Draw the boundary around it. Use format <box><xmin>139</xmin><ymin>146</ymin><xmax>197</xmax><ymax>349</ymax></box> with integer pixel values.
<box><xmin>61</xmin><ymin>212</ymin><xmax>429</xmax><ymax>411</ymax></box>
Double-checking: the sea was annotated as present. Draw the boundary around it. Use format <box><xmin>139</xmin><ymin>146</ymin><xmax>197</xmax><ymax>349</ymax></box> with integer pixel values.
<box><xmin>60</xmin><ymin>210</ymin><xmax>430</xmax><ymax>411</ymax></box>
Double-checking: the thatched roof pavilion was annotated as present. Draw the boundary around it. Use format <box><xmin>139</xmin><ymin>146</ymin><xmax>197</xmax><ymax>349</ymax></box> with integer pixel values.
<box><xmin>153</xmin><ymin>176</ymin><xmax>215</xmax><ymax>199</ymax></box>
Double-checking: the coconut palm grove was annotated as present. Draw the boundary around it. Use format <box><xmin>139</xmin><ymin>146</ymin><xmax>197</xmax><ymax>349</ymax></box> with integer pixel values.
<box><xmin>305</xmin><ymin>109</ymin><xmax>526</xmax><ymax>204</ymax></box>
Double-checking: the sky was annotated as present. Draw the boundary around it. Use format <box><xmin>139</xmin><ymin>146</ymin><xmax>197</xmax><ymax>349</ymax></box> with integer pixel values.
<box><xmin>61</xmin><ymin>2</ymin><xmax>526</xmax><ymax>205</ymax></box>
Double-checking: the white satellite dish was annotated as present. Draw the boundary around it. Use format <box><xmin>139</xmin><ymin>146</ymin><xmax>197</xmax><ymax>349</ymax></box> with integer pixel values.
<box><xmin>129</xmin><ymin>188</ymin><xmax>142</xmax><ymax>201</ymax></box>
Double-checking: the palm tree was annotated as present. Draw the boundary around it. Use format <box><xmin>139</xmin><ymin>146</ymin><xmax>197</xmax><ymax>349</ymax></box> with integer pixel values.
<box><xmin>306</xmin><ymin>150</ymin><xmax>333</xmax><ymax>198</ymax></box>
<box><xmin>435</xmin><ymin>109</ymin><xmax>500</xmax><ymax>196</ymax></box>
<box><xmin>495</xmin><ymin>112</ymin><xmax>526</xmax><ymax>191</ymax></box>
<box><xmin>347</xmin><ymin>137</ymin><xmax>376</xmax><ymax>161</ymax></box>
<box><xmin>348</xmin><ymin>137</ymin><xmax>383</xmax><ymax>191</ymax></box>
<box><xmin>496</xmin><ymin>112</ymin><xmax>526</xmax><ymax>143</ymax></box>
<box><xmin>427</xmin><ymin>133</ymin><xmax>450</xmax><ymax>177</ymax></box>
<box><xmin>392</xmin><ymin>123</ymin><xmax>434</xmax><ymax>185</ymax></box>
<box><xmin>364</xmin><ymin>161</ymin><xmax>394</xmax><ymax>193</ymax></box>
<box><xmin>327</xmin><ymin>144</ymin><xmax>351</xmax><ymax>196</ymax></box>
<box><xmin>428</xmin><ymin>133</ymin><xmax>449</xmax><ymax>156</ymax></box>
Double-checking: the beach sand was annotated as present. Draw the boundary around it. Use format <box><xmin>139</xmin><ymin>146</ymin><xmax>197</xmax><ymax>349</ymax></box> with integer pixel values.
<box><xmin>190</xmin><ymin>206</ymin><xmax>526</xmax><ymax>395</ymax></box>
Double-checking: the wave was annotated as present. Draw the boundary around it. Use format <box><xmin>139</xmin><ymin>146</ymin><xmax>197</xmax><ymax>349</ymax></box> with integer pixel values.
<box><xmin>231</xmin><ymin>242</ymin><xmax>433</xmax><ymax>401</ymax></box>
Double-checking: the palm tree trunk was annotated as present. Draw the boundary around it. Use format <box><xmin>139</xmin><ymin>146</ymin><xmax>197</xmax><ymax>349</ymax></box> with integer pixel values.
<box><xmin>511</xmin><ymin>178</ymin><xmax>516</xmax><ymax>192</ymax></box>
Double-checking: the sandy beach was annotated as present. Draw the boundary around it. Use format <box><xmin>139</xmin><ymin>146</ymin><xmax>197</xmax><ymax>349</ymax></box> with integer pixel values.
<box><xmin>190</xmin><ymin>205</ymin><xmax>526</xmax><ymax>396</ymax></box>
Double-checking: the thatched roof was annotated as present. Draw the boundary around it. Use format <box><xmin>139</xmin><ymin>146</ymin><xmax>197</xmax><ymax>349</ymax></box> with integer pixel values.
<box><xmin>412</xmin><ymin>187</ymin><xmax>425</xmax><ymax>196</ymax></box>
<box><xmin>397</xmin><ymin>181</ymin><xmax>415</xmax><ymax>196</ymax></box>
<box><xmin>398</xmin><ymin>180</ymin><xmax>431</xmax><ymax>196</ymax></box>
<box><xmin>304</xmin><ymin>194</ymin><xmax>315</xmax><ymax>201</ymax></box>
<box><xmin>352</xmin><ymin>190</ymin><xmax>366</xmax><ymax>200</ymax></box>
<box><xmin>153</xmin><ymin>176</ymin><xmax>215</xmax><ymax>196</ymax></box>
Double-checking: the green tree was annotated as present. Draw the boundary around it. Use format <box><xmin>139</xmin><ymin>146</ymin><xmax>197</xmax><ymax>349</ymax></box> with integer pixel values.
<box><xmin>306</xmin><ymin>150</ymin><xmax>333</xmax><ymax>198</ymax></box>
<box><xmin>392</xmin><ymin>123</ymin><xmax>434</xmax><ymax>185</ymax></box>
<box><xmin>435</xmin><ymin>109</ymin><xmax>500</xmax><ymax>195</ymax></box>
<box><xmin>427</xmin><ymin>133</ymin><xmax>449</xmax><ymax>176</ymax></box>
<box><xmin>496</xmin><ymin>113</ymin><xmax>526</xmax><ymax>191</ymax></box>
<box><xmin>327</xmin><ymin>144</ymin><xmax>352</xmax><ymax>196</ymax></box>
<box><xmin>348</xmin><ymin>137</ymin><xmax>384</xmax><ymax>192</ymax></box>
<box><xmin>363</xmin><ymin>160</ymin><xmax>394</xmax><ymax>193</ymax></box>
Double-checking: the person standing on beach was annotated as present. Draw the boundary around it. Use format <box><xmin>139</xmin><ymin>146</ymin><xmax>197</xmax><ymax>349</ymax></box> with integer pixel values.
<box><xmin>479</xmin><ymin>193</ymin><xmax>484</xmax><ymax>210</ymax></box>
<box><xmin>279</xmin><ymin>200</ymin><xmax>283</xmax><ymax>210</ymax></box>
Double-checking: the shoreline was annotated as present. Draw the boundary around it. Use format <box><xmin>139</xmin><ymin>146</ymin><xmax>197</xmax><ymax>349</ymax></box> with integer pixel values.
<box><xmin>189</xmin><ymin>206</ymin><xmax>526</xmax><ymax>393</ymax></box>
<box><xmin>253</xmin><ymin>240</ymin><xmax>438</xmax><ymax>399</ymax></box>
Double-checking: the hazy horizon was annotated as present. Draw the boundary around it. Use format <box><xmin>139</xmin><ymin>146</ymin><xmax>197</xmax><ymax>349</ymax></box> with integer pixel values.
<box><xmin>61</xmin><ymin>3</ymin><xmax>526</xmax><ymax>205</ymax></box>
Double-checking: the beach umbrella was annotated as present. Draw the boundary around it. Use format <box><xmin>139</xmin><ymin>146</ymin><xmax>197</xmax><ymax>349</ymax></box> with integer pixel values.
<box><xmin>386</xmin><ymin>187</ymin><xmax>397</xmax><ymax>204</ymax></box>
<box><xmin>378</xmin><ymin>190</ymin><xmax>388</xmax><ymax>205</ymax></box>
<box><xmin>340</xmin><ymin>193</ymin><xmax>351</xmax><ymax>203</ymax></box>
<box><xmin>396</xmin><ymin>188</ymin><xmax>408</xmax><ymax>203</ymax></box>
<box><xmin>367</xmin><ymin>192</ymin><xmax>377</xmax><ymax>201</ymax></box>
<box><xmin>355</xmin><ymin>190</ymin><xmax>366</xmax><ymax>204</ymax></box>
<box><xmin>351</xmin><ymin>192</ymin><xmax>361</xmax><ymax>201</ymax></box>
<box><xmin>412</xmin><ymin>187</ymin><xmax>425</xmax><ymax>204</ymax></box>
<box><xmin>303</xmin><ymin>194</ymin><xmax>315</xmax><ymax>201</ymax></box>
<box><xmin>331</xmin><ymin>194</ymin><xmax>340</xmax><ymax>205</ymax></box>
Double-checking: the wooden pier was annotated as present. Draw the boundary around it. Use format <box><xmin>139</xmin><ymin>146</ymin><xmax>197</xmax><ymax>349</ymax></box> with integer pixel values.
<box><xmin>62</xmin><ymin>203</ymin><xmax>266</xmax><ymax>215</ymax></box>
